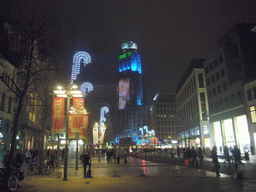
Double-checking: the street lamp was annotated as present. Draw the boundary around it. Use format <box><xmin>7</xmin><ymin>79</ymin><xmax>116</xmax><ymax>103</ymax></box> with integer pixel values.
<box><xmin>53</xmin><ymin>85</ymin><xmax>83</xmax><ymax>181</ymax></box>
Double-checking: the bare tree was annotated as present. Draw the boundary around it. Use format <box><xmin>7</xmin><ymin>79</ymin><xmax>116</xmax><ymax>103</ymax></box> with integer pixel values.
<box><xmin>0</xmin><ymin>17</ymin><xmax>62</xmax><ymax>168</ymax></box>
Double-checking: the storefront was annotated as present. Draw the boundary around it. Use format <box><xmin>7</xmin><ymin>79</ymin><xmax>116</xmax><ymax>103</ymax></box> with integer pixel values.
<box><xmin>213</xmin><ymin>115</ymin><xmax>250</xmax><ymax>154</ymax></box>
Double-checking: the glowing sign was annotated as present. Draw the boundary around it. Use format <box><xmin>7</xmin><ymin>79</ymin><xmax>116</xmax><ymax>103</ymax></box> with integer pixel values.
<box><xmin>81</xmin><ymin>82</ymin><xmax>93</xmax><ymax>94</ymax></box>
<box><xmin>71</xmin><ymin>51</ymin><xmax>91</xmax><ymax>84</ymax></box>
<box><xmin>119</xmin><ymin>78</ymin><xmax>130</xmax><ymax>109</ymax></box>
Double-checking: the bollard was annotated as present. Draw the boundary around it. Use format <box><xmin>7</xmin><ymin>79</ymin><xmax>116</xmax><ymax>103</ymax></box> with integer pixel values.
<box><xmin>113</xmin><ymin>170</ymin><xmax>120</xmax><ymax>177</ymax></box>
<box><xmin>198</xmin><ymin>169</ymin><xmax>206</xmax><ymax>177</ymax></box>
<box><xmin>57</xmin><ymin>172</ymin><xmax>62</xmax><ymax>178</ymax></box>
<box><xmin>172</xmin><ymin>169</ymin><xmax>178</xmax><ymax>177</ymax></box>
<box><xmin>234</xmin><ymin>172</ymin><xmax>243</xmax><ymax>180</ymax></box>
<box><xmin>138</xmin><ymin>170</ymin><xmax>146</xmax><ymax>177</ymax></box>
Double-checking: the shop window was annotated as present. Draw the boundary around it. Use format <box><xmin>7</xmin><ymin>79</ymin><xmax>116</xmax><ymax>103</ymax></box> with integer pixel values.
<box><xmin>215</xmin><ymin>71</ymin><xmax>220</xmax><ymax>81</ymax></box>
<box><xmin>218</xmin><ymin>55</ymin><xmax>223</xmax><ymax>64</ymax></box>
<box><xmin>250</xmin><ymin>106</ymin><xmax>256</xmax><ymax>123</ymax></box>
<box><xmin>206</xmin><ymin>78</ymin><xmax>210</xmax><ymax>86</ymax></box>
<box><xmin>222</xmin><ymin>82</ymin><xmax>227</xmax><ymax>91</ymax></box>
<box><xmin>220</xmin><ymin>68</ymin><xmax>226</xmax><ymax>78</ymax></box>
<box><xmin>213</xmin><ymin>59</ymin><xmax>218</xmax><ymax>68</ymax></box>
<box><xmin>205</xmin><ymin>66</ymin><xmax>209</xmax><ymax>74</ymax></box>
<box><xmin>209</xmin><ymin>63</ymin><xmax>213</xmax><ymax>71</ymax></box>
<box><xmin>247</xmin><ymin>89</ymin><xmax>253</xmax><ymax>101</ymax></box>
<box><xmin>211</xmin><ymin>75</ymin><xmax>215</xmax><ymax>84</ymax></box>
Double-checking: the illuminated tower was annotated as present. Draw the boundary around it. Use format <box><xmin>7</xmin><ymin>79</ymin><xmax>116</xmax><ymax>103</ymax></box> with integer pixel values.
<box><xmin>118</xmin><ymin>41</ymin><xmax>144</xmax><ymax>109</ymax></box>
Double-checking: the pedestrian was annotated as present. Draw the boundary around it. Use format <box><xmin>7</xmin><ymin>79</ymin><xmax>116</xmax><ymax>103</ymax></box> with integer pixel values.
<box><xmin>223</xmin><ymin>146</ymin><xmax>230</xmax><ymax>165</ymax></box>
<box><xmin>250</xmin><ymin>145</ymin><xmax>255</xmax><ymax>155</ymax></box>
<box><xmin>116</xmin><ymin>150</ymin><xmax>120</xmax><ymax>164</ymax></box>
<box><xmin>231</xmin><ymin>145</ymin><xmax>243</xmax><ymax>168</ymax></box>
<box><xmin>82</xmin><ymin>150</ymin><xmax>91</xmax><ymax>178</ymax></box>
<box><xmin>124</xmin><ymin>152</ymin><xmax>128</xmax><ymax>165</ymax></box>
<box><xmin>109</xmin><ymin>150</ymin><xmax>113</xmax><ymax>163</ymax></box>
<box><xmin>191</xmin><ymin>146</ymin><xmax>198</xmax><ymax>167</ymax></box>
<box><xmin>25</xmin><ymin>149</ymin><xmax>31</xmax><ymax>164</ymax></box>
<box><xmin>106</xmin><ymin>150</ymin><xmax>111</xmax><ymax>163</ymax></box>
<box><xmin>170</xmin><ymin>148</ymin><xmax>174</xmax><ymax>157</ymax></box>
<box><xmin>50</xmin><ymin>150</ymin><xmax>56</xmax><ymax>171</ymax></box>
<box><xmin>177</xmin><ymin>146</ymin><xmax>180</xmax><ymax>158</ymax></box>
<box><xmin>212</xmin><ymin>146</ymin><xmax>220</xmax><ymax>176</ymax></box>
<box><xmin>197</xmin><ymin>147</ymin><xmax>204</xmax><ymax>166</ymax></box>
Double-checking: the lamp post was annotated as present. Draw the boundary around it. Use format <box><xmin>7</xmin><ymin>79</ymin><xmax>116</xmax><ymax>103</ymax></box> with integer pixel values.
<box><xmin>53</xmin><ymin>85</ymin><xmax>83</xmax><ymax>181</ymax></box>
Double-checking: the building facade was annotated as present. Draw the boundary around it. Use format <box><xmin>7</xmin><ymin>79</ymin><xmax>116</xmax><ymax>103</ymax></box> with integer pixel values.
<box><xmin>151</xmin><ymin>93</ymin><xmax>177</xmax><ymax>145</ymax></box>
<box><xmin>176</xmin><ymin>59</ymin><xmax>211</xmax><ymax>149</ymax></box>
<box><xmin>204</xmin><ymin>23</ymin><xmax>256</xmax><ymax>154</ymax></box>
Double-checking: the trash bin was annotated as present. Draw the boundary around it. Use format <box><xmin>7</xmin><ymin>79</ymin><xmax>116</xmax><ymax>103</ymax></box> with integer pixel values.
<box><xmin>244</xmin><ymin>152</ymin><xmax>249</xmax><ymax>161</ymax></box>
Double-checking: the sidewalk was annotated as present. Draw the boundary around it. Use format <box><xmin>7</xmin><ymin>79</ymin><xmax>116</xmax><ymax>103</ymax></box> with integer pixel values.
<box><xmin>16</xmin><ymin>156</ymin><xmax>256</xmax><ymax>192</ymax></box>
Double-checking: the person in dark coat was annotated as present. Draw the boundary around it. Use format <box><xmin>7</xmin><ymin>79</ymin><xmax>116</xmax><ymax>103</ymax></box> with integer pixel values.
<box><xmin>190</xmin><ymin>147</ymin><xmax>198</xmax><ymax>167</ymax></box>
<box><xmin>197</xmin><ymin>147</ymin><xmax>204</xmax><ymax>166</ymax></box>
<box><xmin>177</xmin><ymin>147</ymin><xmax>180</xmax><ymax>158</ymax></box>
<box><xmin>82</xmin><ymin>150</ymin><xmax>91</xmax><ymax>178</ymax></box>
<box><xmin>212</xmin><ymin>146</ymin><xmax>220</xmax><ymax>176</ymax></box>
<box><xmin>231</xmin><ymin>145</ymin><xmax>243</xmax><ymax>168</ymax></box>
<box><xmin>223</xmin><ymin>146</ymin><xmax>230</xmax><ymax>165</ymax></box>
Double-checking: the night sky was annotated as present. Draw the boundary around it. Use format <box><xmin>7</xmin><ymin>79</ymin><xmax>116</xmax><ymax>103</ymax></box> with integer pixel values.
<box><xmin>1</xmin><ymin>0</ymin><xmax>256</xmax><ymax>107</ymax></box>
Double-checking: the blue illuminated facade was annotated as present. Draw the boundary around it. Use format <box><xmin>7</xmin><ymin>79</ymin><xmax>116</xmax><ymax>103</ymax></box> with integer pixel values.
<box><xmin>118</xmin><ymin>41</ymin><xmax>143</xmax><ymax>107</ymax></box>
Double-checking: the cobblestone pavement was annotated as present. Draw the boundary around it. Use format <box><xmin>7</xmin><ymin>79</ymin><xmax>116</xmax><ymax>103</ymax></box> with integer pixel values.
<box><xmin>6</xmin><ymin>155</ymin><xmax>256</xmax><ymax>192</ymax></box>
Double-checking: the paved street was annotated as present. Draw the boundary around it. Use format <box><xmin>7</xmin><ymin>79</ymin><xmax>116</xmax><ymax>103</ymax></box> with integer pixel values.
<box><xmin>5</xmin><ymin>154</ymin><xmax>256</xmax><ymax>191</ymax></box>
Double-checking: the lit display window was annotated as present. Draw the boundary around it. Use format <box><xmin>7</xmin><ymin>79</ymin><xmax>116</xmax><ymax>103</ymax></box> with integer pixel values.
<box><xmin>250</xmin><ymin>106</ymin><xmax>256</xmax><ymax>123</ymax></box>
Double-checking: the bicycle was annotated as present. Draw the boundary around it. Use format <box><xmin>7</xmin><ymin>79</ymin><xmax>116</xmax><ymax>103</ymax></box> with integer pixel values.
<box><xmin>43</xmin><ymin>158</ymin><xmax>54</xmax><ymax>175</ymax></box>
<box><xmin>28</xmin><ymin>160</ymin><xmax>39</xmax><ymax>175</ymax></box>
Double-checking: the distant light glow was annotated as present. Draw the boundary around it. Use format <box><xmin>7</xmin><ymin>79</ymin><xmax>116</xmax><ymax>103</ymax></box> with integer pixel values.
<box><xmin>122</xmin><ymin>41</ymin><xmax>137</xmax><ymax>50</ymax></box>
<box><xmin>81</xmin><ymin>82</ymin><xmax>93</xmax><ymax>94</ymax></box>
<box><xmin>71</xmin><ymin>51</ymin><xmax>91</xmax><ymax>84</ymax></box>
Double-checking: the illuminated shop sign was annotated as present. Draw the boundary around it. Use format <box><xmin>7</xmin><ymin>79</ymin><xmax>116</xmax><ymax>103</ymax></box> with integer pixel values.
<box><xmin>195</xmin><ymin>126</ymin><xmax>200</xmax><ymax>135</ymax></box>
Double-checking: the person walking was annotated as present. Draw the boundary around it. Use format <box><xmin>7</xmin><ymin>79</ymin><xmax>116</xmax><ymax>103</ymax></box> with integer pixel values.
<box><xmin>106</xmin><ymin>150</ymin><xmax>111</xmax><ymax>163</ymax></box>
<box><xmin>177</xmin><ymin>146</ymin><xmax>180</xmax><ymax>158</ymax></box>
<box><xmin>124</xmin><ymin>152</ymin><xmax>128</xmax><ymax>165</ymax></box>
<box><xmin>191</xmin><ymin>146</ymin><xmax>198</xmax><ymax>167</ymax></box>
<box><xmin>82</xmin><ymin>150</ymin><xmax>91</xmax><ymax>178</ymax></box>
<box><xmin>231</xmin><ymin>145</ymin><xmax>243</xmax><ymax>168</ymax></box>
<box><xmin>25</xmin><ymin>149</ymin><xmax>31</xmax><ymax>164</ymax></box>
<box><xmin>212</xmin><ymin>146</ymin><xmax>220</xmax><ymax>176</ymax></box>
<box><xmin>197</xmin><ymin>147</ymin><xmax>204</xmax><ymax>166</ymax></box>
<box><xmin>223</xmin><ymin>146</ymin><xmax>230</xmax><ymax>165</ymax></box>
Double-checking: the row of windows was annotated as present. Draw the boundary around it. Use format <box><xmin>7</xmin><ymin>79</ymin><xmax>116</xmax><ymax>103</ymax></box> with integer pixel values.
<box><xmin>156</xmin><ymin>104</ymin><xmax>175</xmax><ymax>108</ymax></box>
<box><xmin>157</xmin><ymin>121</ymin><xmax>177</xmax><ymax>126</ymax></box>
<box><xmin>206</xmin><ymin>68</ymin><xmax>226</xmax><ymax>87</ymax></box>
<box><xmin>177</xmin><ymin>75</ymin><xmax>196</xmax><ymax>102</ymax></box>
<box><xmin>209</xmin><ymin>91</ymin><xmax>243</xmax><ymax>109</ymax></box>
<box><xmin>247</xmin><ymin>86</ymin><xmax>256</xmax><ymax>101</ymax></box>
<box><xmin>157</xmin><ymin>127</ymin><xmax>176</xmax><ymax>132</ymax></box>
<box><xmin>208</xmin><ymin>82</ymin><xmax>228</xmax><ymax>99</ymax></box>
<box><xmin>204</xmin><ymin>55</ymin><xmax>224</xmax><ymax>74</ymax></box>
<box><xmin>156</xmin><ymin>109</ymin><xmax>176</xmax><ymax>114</ymax></box>
<box><xmin>157</xmin><ymin>133</ymin><xmax>175</xmax><ymax>138</ymax></box>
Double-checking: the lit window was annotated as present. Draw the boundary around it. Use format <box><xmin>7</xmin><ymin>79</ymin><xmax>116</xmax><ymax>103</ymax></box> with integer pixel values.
<box><xmin>250</xmin><ymin>106</ymin><xmax>256</xmax><ymax>123</ymax></box>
